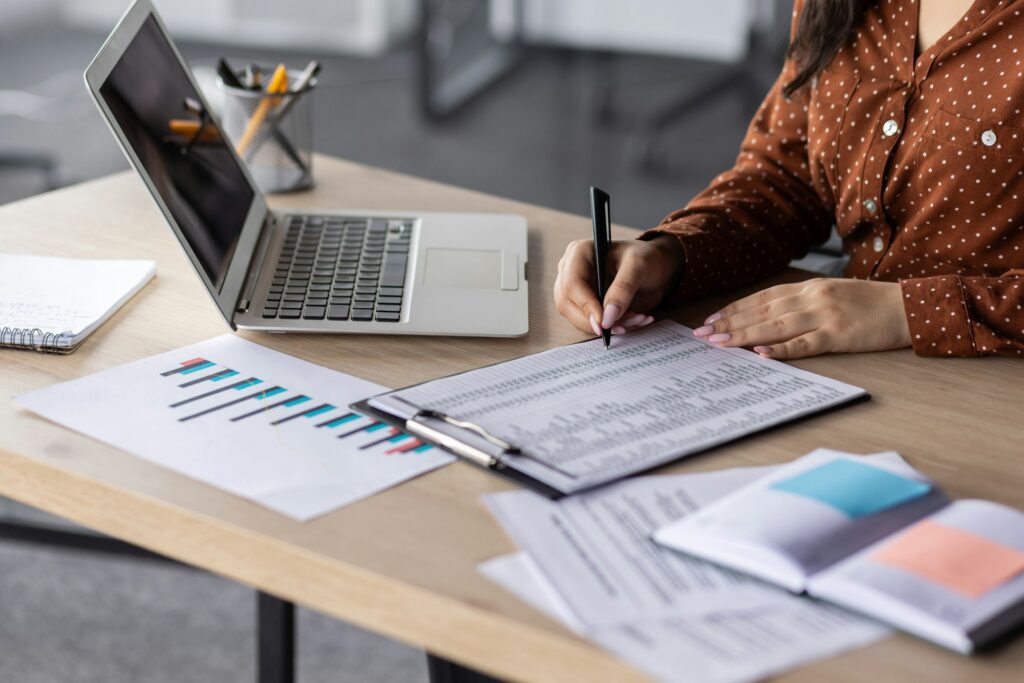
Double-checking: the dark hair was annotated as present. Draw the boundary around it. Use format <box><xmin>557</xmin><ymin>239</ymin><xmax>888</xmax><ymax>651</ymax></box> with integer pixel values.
<box><xmin>784</xmin><ymin>0</ymin><xmax>873</xmax><ymax>96</ymax></box>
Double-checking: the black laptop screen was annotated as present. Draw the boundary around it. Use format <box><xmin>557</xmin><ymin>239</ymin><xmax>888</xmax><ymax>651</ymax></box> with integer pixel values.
<box><xmin>99</xmin><ymin>14</ymin><xmax>253</xmax><ymax>290</ymax></box>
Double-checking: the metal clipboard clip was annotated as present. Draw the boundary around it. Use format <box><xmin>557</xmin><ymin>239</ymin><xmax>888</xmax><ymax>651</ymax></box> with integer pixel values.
<box><xmin>391</xmin><ymin>397</ymin><xmax>519</xmax><ymax>471</ymax></box>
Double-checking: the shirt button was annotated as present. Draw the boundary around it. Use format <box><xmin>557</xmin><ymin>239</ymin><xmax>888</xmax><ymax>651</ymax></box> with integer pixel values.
<box><xmin>981</xmin><ymin>129</ymin><xmax>997</xmax><ymax>147</ymax></box>
<box><xmin>863</xmin><ymin>198</ymin><xmax>878</xmax><ymax>214</ymax></box>
<box><xmin>873</xmin><ymin>236</ymin><xmax>885</xmax><ymax>253</ymax></box>
<box><xmin>882</xmin><ymin>119</ymin><xmax>900</xmax><ymax>137</ymax></box>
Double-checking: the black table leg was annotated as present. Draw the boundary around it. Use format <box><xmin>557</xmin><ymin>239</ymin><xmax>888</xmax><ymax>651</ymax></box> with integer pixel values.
<box><xmin>257</xmin><ymin>592</ymin><xmax>295</xmax><ymax>683</ymax></box>
<box><xmin>426</xmin><ymin>653</ymin><xmax>504</xmax><ymax>683</ymax></box>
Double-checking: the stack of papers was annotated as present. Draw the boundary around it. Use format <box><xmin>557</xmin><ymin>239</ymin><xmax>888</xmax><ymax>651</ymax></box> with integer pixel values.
<box><xmin>480</xmin><ymin>452</ymin><xmax>893</xmax><ymax>682</ymax></box>
<box><xmin>654</xmin><ymin>450</ymin><xmax>1024</xmax><ymax>654</ymax></box>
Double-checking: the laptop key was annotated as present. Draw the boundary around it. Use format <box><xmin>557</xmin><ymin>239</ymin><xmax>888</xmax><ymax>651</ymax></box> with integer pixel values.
<box><xmin>351</xmin><ymin>309</ymin><xmax>373</xmax><ymax>321</ymax></box>
<box><xmin>379</xmin><ymin>287</ymin><xmax>404</xmax><ymax>297</ymax></box>
<box><xmin>302</xmin><ymin>306</ymin><xmax>326</xmax><ymax>320</ymax></box>
<box><xmin>377</xmin><ymin>296</ymin><xmax>402</xmax><ymax>305</ymax></box>
<box><xmin>375</xmin><ymin>304</ymin><xmax>401</xmax><ymax>313</ymax></box>
<box><xmin>262</xmin><ymin>308</ymin><xmax>278</xmax><ymax>318</ymax></box>
<box><xmin>279</xmin><ymin>309</ymin><xmax>301</xmax><ymax>319</ymax></box>
<box><xmin>327</xmin><ymin>305</ymin><xmax>350</xmax><ymax>320</ymax></box>
<box><xmin>380</xmin><ymin>253</ymin><xmax>408</xmax><ymax>287</ymax></box>
<box><xmin>352</xmin><ymin>301</ymin><xmax>374</xmax><ymax>310</ymax></box>
<box><xmin>375</xmin><ymin>311</ymin><xmax>400</xmax><ymax>322</ymax></box>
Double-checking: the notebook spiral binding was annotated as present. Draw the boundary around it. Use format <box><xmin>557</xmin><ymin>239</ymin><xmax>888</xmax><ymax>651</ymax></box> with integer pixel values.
<box><xmin>0</xmin><ymin>327</ymin><xmax>72</xmax><ymax>353</ymax></box>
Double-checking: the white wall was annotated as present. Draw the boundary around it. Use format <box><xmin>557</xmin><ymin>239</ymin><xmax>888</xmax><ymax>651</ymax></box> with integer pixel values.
<box><xmin>0</xmin><ymin>0</ymin><xmax>62</xmax><ymax>33</ymax></box>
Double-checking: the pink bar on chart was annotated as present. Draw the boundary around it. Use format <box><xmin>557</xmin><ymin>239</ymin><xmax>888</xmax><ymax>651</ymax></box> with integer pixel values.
<box><xmin>386</xmin><ymin>439</ymin><xmax>422</xmax><ymax>455</ymax></box>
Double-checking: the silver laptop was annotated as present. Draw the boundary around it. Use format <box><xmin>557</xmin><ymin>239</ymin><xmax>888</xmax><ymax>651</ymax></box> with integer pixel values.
<box><xmin>84</xmin><ymin>0</ymin><xmax>528</xmax><ymax>337</ymax></box>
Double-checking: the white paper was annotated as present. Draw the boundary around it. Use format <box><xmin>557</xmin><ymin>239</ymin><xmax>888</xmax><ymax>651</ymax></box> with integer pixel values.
<box><xmin>483</xmin><ymin>551</ymin><xmax>887</xmax><ymax>683</ymax></box>
<box><xmin>379</xmin><ymin>320</ymin><xmax>866</xmax><ymax>493</ymax></box>
<box><xmin>484</xmin><ymin>465</ymin><xmax>798</xmax><ymax>625</ymax></box>
<box><xmin>478</xmin><ymin>552</ymin><xmax>587</xmax><ymax>633</ymax></box>
<box><xmin>480</xmin><ymin>461</ymin><xmax>892</xmax><ymax>682</ymax></box>
<box><xmin>15</xmin><ymin>335</ymin><xmax>454</xmax><ymax>520</ymax></box>
<box><xmin>0</xmin><ymin>253</ymin><xmax>155</xmax><ymax>346</ymax></box>
<box><xmin>588</xmin><ymin>599</ymin><xmax>887</xmax><ymax>683</ymax></box>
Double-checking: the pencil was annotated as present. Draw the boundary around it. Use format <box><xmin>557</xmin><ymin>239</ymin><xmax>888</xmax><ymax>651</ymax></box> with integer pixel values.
<box><xmin>235</xmin><ymin>63</ymin><xmax>289</xmax><ymax>157</ymax></box>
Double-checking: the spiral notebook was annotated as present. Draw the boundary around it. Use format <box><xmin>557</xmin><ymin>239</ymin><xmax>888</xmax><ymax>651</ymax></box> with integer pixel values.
<box><xmin>0</xmin><ymin>253</ymin><xmax>156</xmax><ymax>354</ymax></box>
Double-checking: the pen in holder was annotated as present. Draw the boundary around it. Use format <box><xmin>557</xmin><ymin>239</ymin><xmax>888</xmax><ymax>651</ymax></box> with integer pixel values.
<box><xmin>217</xmin><ymin>67</ymin><xmax>316</xmax><ymax>193</ymax></box>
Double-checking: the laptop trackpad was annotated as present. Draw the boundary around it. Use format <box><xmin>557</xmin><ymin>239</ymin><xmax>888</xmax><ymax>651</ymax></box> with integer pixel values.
<box><xmin>423</xmin><ymin>248</ymin><xmax>501</xmax><ymax>289</ymax></box>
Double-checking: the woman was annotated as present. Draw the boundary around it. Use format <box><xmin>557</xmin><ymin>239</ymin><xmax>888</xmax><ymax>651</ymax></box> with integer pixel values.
<box><xmin>554</xmin><ymin>0</ymin><xmax>1024</xmax><ymax>358</ymax></box>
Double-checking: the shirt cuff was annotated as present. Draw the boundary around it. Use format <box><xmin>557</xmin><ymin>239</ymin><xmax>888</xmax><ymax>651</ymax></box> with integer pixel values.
<box><xmin>899</xmin><ymin>275</ymin><xmax>976</xmax><ymax>357</ymax></box>
<box><xmin>638</xmin><ymin>220</ymin><xmax>721</xmax><ymax>304</ymax></box>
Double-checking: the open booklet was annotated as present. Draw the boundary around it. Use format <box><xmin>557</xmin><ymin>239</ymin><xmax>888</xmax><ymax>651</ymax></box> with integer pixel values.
<box><xmin>353</xmin><ymin>320</ymin><xmax>867</xmax><ymax>497</ymax></box>
<box><xmin>653</xmin><ymin>449</ymin><xmax>1024</xmax><ymax>653</ymax></box>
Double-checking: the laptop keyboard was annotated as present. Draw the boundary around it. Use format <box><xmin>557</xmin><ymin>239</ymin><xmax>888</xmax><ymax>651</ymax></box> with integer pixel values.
<box><xmin>261</xmin><ymin>215</ymin><xmax>411</xmax><ymax>322</ymax></box>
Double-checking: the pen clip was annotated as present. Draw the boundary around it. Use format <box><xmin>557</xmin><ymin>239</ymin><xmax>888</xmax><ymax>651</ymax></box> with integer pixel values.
<box><xmin>389</xmin><ymin>396</ymin><xmax>519</xmax><ymax>455</ymax></box>
<box><xmin>416</xmin><ymin>408</ymin><xmax>521</xmax><ymax>455</ymax></box>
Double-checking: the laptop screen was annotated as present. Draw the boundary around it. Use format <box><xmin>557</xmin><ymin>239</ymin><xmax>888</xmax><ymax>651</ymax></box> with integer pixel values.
<box><xmin>98</xmin><ymin>14</ymin><xmax>254</xmax><ymax>290</ymax></box>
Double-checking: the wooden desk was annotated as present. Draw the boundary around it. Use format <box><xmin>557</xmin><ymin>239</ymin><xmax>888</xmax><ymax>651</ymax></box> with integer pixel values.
<box><xmin>1</xmin><ymin>155</ymin><xmax>1022</xmax><ymax>682</ymax></box>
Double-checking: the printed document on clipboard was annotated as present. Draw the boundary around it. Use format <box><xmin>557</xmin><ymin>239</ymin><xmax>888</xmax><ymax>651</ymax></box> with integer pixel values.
<box><xmin>352</xmin><ymin>321</ymin><xmax>868</xmax><ymax>497</ymax></box>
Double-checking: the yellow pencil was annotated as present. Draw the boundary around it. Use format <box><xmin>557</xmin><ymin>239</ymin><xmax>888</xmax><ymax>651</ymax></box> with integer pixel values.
<box><xmin>235</xmin><ymin>64</ymin><xmax>289</xmax><ymax>156</ymax></box>
<box><xmin>168</xmin><ymin>119</ymin><xmax>219</xmax><ymax>142</ymax></box>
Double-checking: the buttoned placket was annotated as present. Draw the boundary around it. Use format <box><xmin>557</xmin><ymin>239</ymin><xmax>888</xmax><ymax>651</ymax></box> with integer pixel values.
<box><xmin>858</xmin><ymin>0</ymin><xmax>1004</xmax><ymax>276</ymax></box>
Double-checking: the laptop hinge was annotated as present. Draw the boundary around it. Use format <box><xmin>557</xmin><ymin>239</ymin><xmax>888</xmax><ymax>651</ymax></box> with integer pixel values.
<box><xmin>236</xmin><ymin>214</ymin><xmax>278</xmax><ymax>315</ymax></box>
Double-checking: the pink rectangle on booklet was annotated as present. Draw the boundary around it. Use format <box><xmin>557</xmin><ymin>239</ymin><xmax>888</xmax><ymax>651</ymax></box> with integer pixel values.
<box><xmin>873</xmin><ymin>520</ymin><xmax>1024</xmax><ymax>599</ymax></box>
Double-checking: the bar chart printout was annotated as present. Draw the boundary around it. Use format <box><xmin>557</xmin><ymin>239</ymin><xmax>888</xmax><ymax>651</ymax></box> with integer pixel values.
<box><xmin>15</xmin><ymin>335</ymin><xmax>454</xmax><ymax>520</ymax></box>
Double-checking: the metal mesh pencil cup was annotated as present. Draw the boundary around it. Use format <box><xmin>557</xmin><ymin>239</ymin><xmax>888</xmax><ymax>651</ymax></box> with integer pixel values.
<box><xmin>217</xmin><ymin>71</ymin><xmax>315</xmax><ymax>193</ymax></box>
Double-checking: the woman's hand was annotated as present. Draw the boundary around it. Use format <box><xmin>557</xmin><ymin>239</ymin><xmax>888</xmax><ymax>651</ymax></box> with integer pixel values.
<box><xmin>554</xmin><ymin>235</ymin><xmax>684</xmax><ymax>336</ymax></box>
<box><xmin>693</xmin><ymin>279</ymin><xmax>911</xmax><ymax>359</ymax></box>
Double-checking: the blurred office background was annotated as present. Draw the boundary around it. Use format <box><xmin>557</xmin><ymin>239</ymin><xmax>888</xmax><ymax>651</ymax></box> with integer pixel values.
<box><xmin>0</xmin><ymin>1</ymin><xmax>791</xmax><ymax>681</ymax></box>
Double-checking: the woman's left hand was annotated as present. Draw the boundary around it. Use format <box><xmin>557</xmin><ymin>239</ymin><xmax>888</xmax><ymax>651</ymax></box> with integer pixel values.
<box><xmin>693</xmin><ymin>279</ymin><xmax>911</xmax><ymax>359</ymax></box>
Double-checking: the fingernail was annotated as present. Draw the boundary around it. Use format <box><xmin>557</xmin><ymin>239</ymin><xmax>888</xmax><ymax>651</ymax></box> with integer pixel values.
<box><xmin>620</xmin><ymin>313</ymin><xmax>646</xmax><ymax>327</ymax></box>
<box><xmin>611</xmin><ymin>326</ymin><xmax>626</xmax><ymax>335</ymax></box>
<box><xmin>708</xmin><ymin>333</ymin><xmax>732</xmax><ymax>343</ymax></box>
<box><xmin>754</xmin><ymin>345</ymin><xmax>773</xmax><ymax>355</ymax></box>
<box><xmin>589</xmin><ymin>315</ymin><xmax>602</xmax><ymax>337</ymax></box>
<box><xmin>693</xmin><ymin>325</ymin><xmax>714</xmax><ymax>337</ymax></box>
<box><xmin>602</xmin><ymin>304</ymin><xmax>621</xmax><ymax>329</ymax></box>
<box><xmin>704</xmin><ymin>311</ymin><xmax>723</xmax><ymax>325</ymax></box>
<box><xmin>637</xmin><ymin>316</ymin><xmax>655</xmax><ymax>327</ymax></box>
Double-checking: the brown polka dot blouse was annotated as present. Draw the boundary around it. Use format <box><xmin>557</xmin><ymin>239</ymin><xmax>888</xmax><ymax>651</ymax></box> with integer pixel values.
<box><xmin>642</xmin><ymin>0</ymin><xmax>1024</xmax><ymax>357</ymax></box>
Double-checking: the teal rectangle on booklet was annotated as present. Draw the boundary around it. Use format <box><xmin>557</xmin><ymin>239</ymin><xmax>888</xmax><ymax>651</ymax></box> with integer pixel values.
<box><xmin>770</xmin><ymin>459</ymin><xmax>932</xmax><ymax>518</ymax></box>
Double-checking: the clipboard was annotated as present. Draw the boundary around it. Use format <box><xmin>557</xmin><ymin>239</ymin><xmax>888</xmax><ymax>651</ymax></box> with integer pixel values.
<box><xmin>351</xmin><ymin>321</ymin><xmax>870</xmax><ymax>500</ymax></box>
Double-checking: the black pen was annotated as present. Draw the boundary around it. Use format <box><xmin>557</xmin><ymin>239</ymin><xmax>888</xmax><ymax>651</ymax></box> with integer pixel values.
<box><xmin>217</xmin><ymin>58</ymin><xmax>246</xmax><ymax>89</ymax></box>
<box><xmin>589</xmin><ymin>186</ymin><xmax>612</xmax><ymax>349</ymax></box>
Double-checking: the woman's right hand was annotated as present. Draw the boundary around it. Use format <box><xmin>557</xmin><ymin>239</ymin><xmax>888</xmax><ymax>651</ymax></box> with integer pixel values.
<box><xmin>553</xmin><ymin>234</ymin><xmax>685</xmax><ymax>336</ymax></box>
